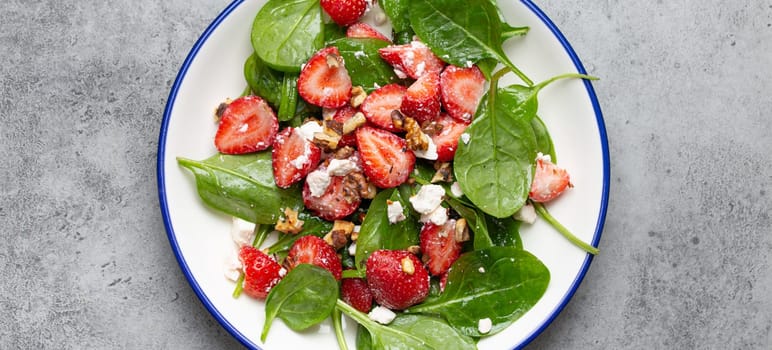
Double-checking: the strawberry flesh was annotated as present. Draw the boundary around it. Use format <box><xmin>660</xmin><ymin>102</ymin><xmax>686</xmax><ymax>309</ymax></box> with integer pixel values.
<box><xmin>427</xmin><ymin>113</ymin><xmax>470</xmax><ymax>162</ymax></box>
<box><xmin>332</xmin><ymin>105</ymin><xmax>360</xmax><ymax>148</ymax></box>
<box><xmin>298</xmin><ymin>47</ymin><xmax>352</xmax><ymax>109</ymax></box>
<box><xmin>215</xmin><ymin>95</ymin><xmax>278</xmax><ymax>154</ymax></box>
<box><xmin>341</xmin><ymin>275</ymin><xmax>374</xmax><ymax>313</ymax></box>
<box><xmin>419</xmin><ymin>220</ymin><xmax>462</xmax><ymax>276</ymax></box>
<box><xmin>346</xmin><ymin>23</ymin><xmax>391</xmax><ymax>42</ymax></box>
<box><xmin>360</xmin><ymin>84</ymin><xmax>407</xmax><ymax>132</ymax></box>
<box><xmin>400</xmin><ymin>71</ymin><xmax>441</xmax><ymax>123</ymax></box>
<box><xmin>529</xmin><ymin>157</ymin><xmax>572</xmax><ymax>202</ymax></box>
<box><xmin>286</xmin><ymin>235</ymin><xmax>343</xmax><ymax>280</ymax></box>
<box><xmin>238</xmin><ymin>246</ymin><xmax>283</xmax><ymax>299</ymax></box>
<box><xmin>365</xmin><ymin>249</ymin><xmax>430</xmax><ymax>310</ymax></box>
<box><xmin>440</xmin><ymin>65</ymin><xmax>486</xmax><ymax>122</ymax></box>
<box><xmin>378</xmin><ymin>41</ymin><xmax>446</xmax><ymax>79</ymax></box>
<box><xmin>272</xmin><ymin>127</ymin><xmax>322</xmax><ymax>188</ymax></box>
<box><xmin>302</xmin><ymin>171</ymin><xmax>362</xmax><ymax>221</ymax></box>
<box><xmin>355</xmin><ymin>126</ymin><xmax>415</xmax><ymax>189</ymax></box>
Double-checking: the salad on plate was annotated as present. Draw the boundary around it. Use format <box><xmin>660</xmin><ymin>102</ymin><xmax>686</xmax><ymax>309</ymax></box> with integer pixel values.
<box><xmin>175</xmin><ymin>0</ymin><xmax>599</xmax><ymax>348</ymax></box>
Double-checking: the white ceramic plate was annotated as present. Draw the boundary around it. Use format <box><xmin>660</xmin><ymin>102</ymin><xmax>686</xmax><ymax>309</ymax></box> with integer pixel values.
<box><xmin>158</xmin><ymin>0</ymin><xmax>609</xmax><ymax>349</ymax></box>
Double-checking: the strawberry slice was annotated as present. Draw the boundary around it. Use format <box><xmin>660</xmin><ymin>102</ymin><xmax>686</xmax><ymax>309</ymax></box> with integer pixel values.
<box><xmin>366</xmin><ymin>249</ymin><xmax>430</xmax><ymax>310</ymax></box>
<box><xmin>332</xmin><ymin>105</ymin><xmax>360</xmax><ymax>148</ymax></box>
<box><xmin>440</xmin><ymin>65</ymin><xmax>486</xmax><ymax>122</ymax></box>
<box><xmin>214</xmin><ymin>95</ymin><xmax>278</xmax><ymax>154</ymax></box>
<box><xmin>426</xmin><ymin>113</ymin><xmax>470</xmax><ymax>162</ymax></box>
<box><xmin>302</xmin><ymin>170</ymin><xmax>362</xmax><ymax>220</ymax></box>
<box><xmin>378</xmin><ymin>41</ymin><xmax>446</xmax><ymax>79</ymax></box>
<box><xmin>286</xmin><ymin>236</ymin><xmax>343</xmax><ymax>280</ymax></box>
<box><xmin>321</xmin><ymin>0</ymin><xmax>367</xmax><ymax>26</ymax></box>
<box><xmin>355</xmin><ymin>126</ymin><xmax>415</xmax><ymax>188</ymax></box>
<box><xmin>529</xmin><ymin>156</ymin><xmax>572</xmax><ymax>202</ymax></box>
<box><xmin>346</xmin><ymin>23</ymin><xmax>391</xmax><ymax>42</ymax></box>
<box><xmin>400</xmin><ymin>71</ymin><xmax>441</xmax><ymax>123</ymax></box>
<box><xmin>238</xmin><ymin>246</ymin><xmax>283</xmax><ymax>299</ymax></box>
<box><xmin>271</xmin><ymin>127</ymin><xmax>322</xmax><ymax>188</ymax></box>
<box><xmin>298</xmin><ymin>47</ymin><xmax>352</xmax><ymax>109</ymax></box>
<box><xmin>360</xmin><ymin>84</ymin><xmax>406</xmax><ymax>132</ymax></box>
<box><xmin>419</xmin><ymin>220</ymin><xmax>462</xmax><ymax>276</ymax></box>
<box><xmin>341</xmin><ymin>275</ymin><xmax>374</xmax><ymax>313</ymax></box>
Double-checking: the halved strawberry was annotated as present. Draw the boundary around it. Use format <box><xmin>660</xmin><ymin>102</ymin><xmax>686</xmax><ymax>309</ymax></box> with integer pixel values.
<box><xmin>440</xmin><ymin>65</ymin><xmax>486</xmax><ymax>122</ymax></box>
<box><xmin>378</xmin><ymin>41</ymin><xmax>446</xmax><ymax>79</ymax></box>
<box><xmin>341</xmin><ymin>275</ymin><xmax>374</xmax><ymax>313</ymax></box>
<box><xmin>426</xmin><ymin>113</ymin><xmax>470</xmax><ymax>162</ymax></box>
<box><xmin>419</xmin><ymin>220</ymin><xmax>462</xmax><ymax>276</ymax></box>
<box><xmin>355</xmin><ymin>126</ymin><xmax>415</xmax><ymax>188</ymax></box>
<box><xmin>272</xmin><ymin>127</ymin><xmax>322</xmax><ymax>188</ymax></box>
<box><xmin>400</xmin><ymin>71</ymin><xmax>441</xmax><ymax>123</ymax></box>
<box><xmin>360</xmin><ymin>84</ymin><xmax>406</xmax><ymax>132</ymax></box>
<box><xmin>303</xmin><ymin>171</ymin><xmax>362</xmax><ymax>220</ymax></box>
<box><xmin>298</xmin><ymin>47</ymin><xmax>352</xmax><ymax>109</ymax></box>
<box><xmin>366</xmin><ymin>249</ymin><xmax>430</xmax><ymax>310</ymax></box>
<box><xmin>346</xmin><ymin>23</ymin><xmax>391</xmax><ymax>42</ymax></box>
<box><xmin>286</xmin><ymin>235</ymin><xmax>343</xmax><ymax>280</ymax></box>
<box><xmin>238</xmin><ymin>246</ymin><xmax>283</xmax><ymax>299</ymax></box>
<box><xmin>321</xmin><ymin>0</ymin><xmax>367</xmax><ymax>26</ymax></box>
<box><xmin>332</xmin><ymin>105</ymin><xmax>359</xmax><ymax>148</ymax></box>
<box><xmin>215</xmin><ymin>96</ymin><xmax>278</xmax><ymax>154</ymax></box>
<box><xmin>529</xmin><ymin>156</ymin><xmax>572</xmax><ymax>202</ymax></box>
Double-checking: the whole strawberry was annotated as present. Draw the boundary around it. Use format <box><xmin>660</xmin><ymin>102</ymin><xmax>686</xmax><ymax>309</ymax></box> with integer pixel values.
<box><xmin>321</xmin><ymin>0</ymin><xmax>367</xmax><ymax>27</ymax></box>
<box><xmin>366</xmin><ymin>249</ymin><xmax>429</xmax><ymax>310</ymax></box>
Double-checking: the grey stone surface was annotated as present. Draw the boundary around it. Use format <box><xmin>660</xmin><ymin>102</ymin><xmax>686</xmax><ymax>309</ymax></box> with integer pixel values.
<box><xmin>0</xmin><ymin>0</ymin><xmax>769</xmax><ymax>349</ymax></box>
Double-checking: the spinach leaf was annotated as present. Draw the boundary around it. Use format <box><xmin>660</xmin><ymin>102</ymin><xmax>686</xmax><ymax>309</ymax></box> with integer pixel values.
<box><xmin>355</xmin><ymin>187</ymin><xmax>419</xmax><ymax>269</ymax></box>
<box><xmin>244</xmin><ymin>53</ymin><xmax>283</xmax><ymax>107</ymax></box>
<box><xmin>251</xmin><ymin>0</ymin><xmax>324</xmax><ymax>72</ymax></box>
<box><xmin>177</xmin><ymin>152</ymin><xmax>302</xmax><ymax>224</ymax></box>
<box><xmin>531</xmin><ymin>115</ymin><xmax>556</xmax><ymax>161</ymax></box>
<box><xmin>446</xmin><ymin>198</ymin><xmax>493</xmax><ymax>250</ymax></box>
<box><xmin>337</xmin><ymin>301</ymin><xmax>476</xmax><ymax>350</ymax></box>
<box><xmin>380</xmin><ymin>0</ymin><xmax>410</xmax><ymax>33</ymax></box>
<box><xmin>329</xmin><ymin>37</ymin><xmax>400</xmax><ymax>92</ymax></box>
<box><xmin>277</xmin><ymin>73</ymin><xmax>299</xmax><ymax>121</ymax></box>
<box><xmin>487</xmin><ymin>0</ymin><xmax>529</xmax><ymax>41</ymax></box>
<box><xmin>324</xmin><ymin>21</ymin><xmax>347</xmax><ymax>43</ymax></box>
<box><xmin>407</xmin><ymin>247</ymin><xmax>549</xmax><ymax>337</ymax></box>
<box><xmin>485</xmin><ymin>215</ymin><xmax>522</xmax><ymax>249</ymax></box>
<box><xmin>261</xmin><ymin>264</ymin><xmax>339</xmax><ymax>341</ymax></box>
<box><xmin>356</xmin><ymin>324</ymin><xmax>373</xmax><ymax>350</ymax></box>
<box><xmin>453</xmin><ymin>73</ymin><xmax>538</xmax><ymax>219</ymax></box>
<box><xmin>409</xmin><ymin>0</ymin><xmax>528</xmax><ymax>83</ymax></box>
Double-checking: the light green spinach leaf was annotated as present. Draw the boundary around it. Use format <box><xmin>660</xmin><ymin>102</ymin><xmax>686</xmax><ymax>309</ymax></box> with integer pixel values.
<box><xmin>251</xmin><ymin>0</ymin><xmax>324</xmax><ymax>72</ymax></box>
<box><xmin>355</xmin><ymin>187</ymin><xmax>419</xmax><ymax>269</ymax></box>
<box><xmin>329</xmin><ymin>37</ymin><xmax>400</xmax><ymax>91</ymax></box>
<box><xmin>177</xmin><ymin>152</ymin><xmax>302</xmax><ymax>224</ymax></box>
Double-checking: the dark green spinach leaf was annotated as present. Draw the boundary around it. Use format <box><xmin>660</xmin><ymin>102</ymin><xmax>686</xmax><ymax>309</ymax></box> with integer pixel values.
<box><xmin>407</xmin><ymin>247</ymin><xmax>549</xmax><ymax>337</ymax></box>
<box><xmin>261</xmin><ymin>264</ymin><xmax>339</xmax><ymax>341</ymax></box>
<box><xmin>177</xmin><ymin>152</ymin><xmax>302</xmax><ymax>224</ymax></box>
<box><xmin>277</xmin><ymin>73</ymin><xmax>299</xmax><ymax>121</ymax></box>
<box><xmin>531</xmin><ymin>115</ymin><xmax>556</xmax><ymax>161</ymax></box>
<box><xmin>251</xmin><ymin>0</ymin><xmax>324</xmax><ymax>72</ymax></box>
<box><xmin>244</xmin><ymin>53</ymin><xmax>283</xmax><ymax>107</ymax></box>
<box><xmin>355</xmin><ymin>187</ymin><xmax>419</xmax><ymax>269</ymax></box>
<box><xmin>446</xmin><ymin>198</ymin><xmax>493</xmax><ymax>250</ymax></box>
<box><xmin>485</xmin><ymin>215</ymin><xmax>522</xmax><ymax>249</ymax></box>
<box><xmin>329</xmin><ymin>37</ymin><xmax>400</xmax><ymax>91</ymax></box>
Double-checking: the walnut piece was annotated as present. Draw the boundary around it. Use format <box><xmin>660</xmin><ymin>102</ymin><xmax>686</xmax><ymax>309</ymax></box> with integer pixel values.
<box><xmin>431</xmin><ymin>162</ymin><xmax>453</xmax><ymax>183</ymax></box>
<box><xmin>403</xmin><ymin>116</ymin><xmax>429</xmax><ymax>152</ymax></box>
<box><xmin>350</xmin><ymin>86</ymin><xmax>367</xmax><ymax>108</ymax></box>
<box><xmin>275</xmin><ymin>208</ymin><xmax>304</xmax><ymax>234</ymax></box>
<box><xmin>454</xmin><ymin>218</ymin><xmax>470</xmax><ymax>243</ymax></box>
<box><xmin>323</xmin><ymin>220</ymin><xmax>355</xmax><ymax>250</ymax></box>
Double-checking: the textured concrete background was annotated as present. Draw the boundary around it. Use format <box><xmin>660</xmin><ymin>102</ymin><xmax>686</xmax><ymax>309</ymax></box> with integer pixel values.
<box><xmin>1</xmin><ymin>0</ymin><xmax>770</xmax><ymax>349</ymax></box>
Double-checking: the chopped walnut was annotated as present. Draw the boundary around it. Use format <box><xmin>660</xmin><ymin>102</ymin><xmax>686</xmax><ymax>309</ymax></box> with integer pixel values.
<box><xmin>390</xmin><ymin>110</ymin><xmax>405</xmax><ymax>130</ymax></box>
<box><xmin>406</xmin><ymin>245</ymin><xmax>421</xmax><ymax>255</ymax></box>
<box><xmin>214</xmin><ymin>98</ymin><xmax>233</xmax><ymax>121</ymax></box>
<box><xmin>344</xmin><ymin>172</ymin><xmax>377</xmax><ymax>200</ymax></box>
<box><xmin>323</xmin><ymin>220</ymin><xmax>355</xmax><ymax>250</ymax></box>
<box><xmin>454</xmin><ymin>218</ymin><xmax>470</xmax><ymax>243</ymax></box>
<box><xmin>421</xmin><ymin>119</ymin><xmax>444</xmax><ymax>136</ymax></box>
<box><xmin>342</xmin><ymin>112</ymin><xmax>367</xmax><ymax>134</ymax></box>
<box><xmin>350</xmin><ymin>86</ymin><xmax>367</xmax><ymax>108</ymax></box>
<box><xmin>326</xmin><ymin>53</ymin><xmax>342</xmax><ymax>68</ymax></box>
<box><xmin>332</xmin><ymin>146</ymin><xmax>355</xmax><ymax>160</ymax></box>
<box><xmin>403</xmin><ymin>116</ymin><xmax>429</xmax><ymax>152</ymax></box>
<box><xmin>275</xmin><ymin>208</ymin><xmax>304</xmax><ymax>234</ymax></box>
<box><xmin>431</xmin><ymin>162</ymin><xmax>453</xmax><ymax>183</ymax></box>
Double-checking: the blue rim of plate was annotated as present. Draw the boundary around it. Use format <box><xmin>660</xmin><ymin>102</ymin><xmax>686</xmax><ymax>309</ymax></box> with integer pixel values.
<box><xmin>157</xmin><ymin>0</ymin><xmax>609</xmax><ymax>349</ymax></box>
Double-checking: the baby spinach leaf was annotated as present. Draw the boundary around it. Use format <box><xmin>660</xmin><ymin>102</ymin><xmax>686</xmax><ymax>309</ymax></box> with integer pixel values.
<box><xmin>409</xmin><ymin>0</ymin><xmax>521</xmax><ymax>79</ymax></box>
<box><xmin>446</xmin><ymin>198</ymin><xmax>493</xmax><ymax>250</ymax></box>
<box><xmin>531</xmin><ymin>115</ymin><xmax>556</xmax><ymax>162</ymax></box>
<box><xmin>380</xmin><ymin>0</ymin><xmax>410</xmax><ymax>33</ymax></box>
<box><xmin>485</xmin><ymin>215</ymin><xmax>522</xmax><ymax>249</ymax></box>
<box><xmin>356</xmin><ymin>325</ymin><xmax>373</xmax><ymax>350</ymax></box>
<box><xmin>251</xmin><ymin>0</ymin><xmax>324</xmax><ymax>72</ymax></box>
<box><xmin>266</xmin><ymin>212</ymin><xmax>333</xmax><ymax>255</ymax></box>
<box><xmin>244</xmin><ymin>53</ymin><xmax>283</xmax><ymax>107</ymax></box>
<box><xmin>453</xmin><ymin>78</ymin><xmax>538</xmax><ymax>219</ymax></box>
<box><xmin>337</xmin><ymin>301</ymin><xmax>476</xmax><ymax>350</ymax></box>
<box><xmin>177</xmin><ymin>152</ymin><xmax>302</xmax><ymax>224</ymax></box>
<box><xmin>277</xmin><ymin>73</ymin><xmax>299</xmax><ymax>122</ymax></box>
<box><xmin>262</xmin><ymin>264</ymin><xmax>339</xmax><ymax>341</ymax></box>
<box><xmin>324</xmin><ymin>21</ymin><xmax>346</xmax><ymax>43</ymax></box>
<box><xmin>487</xmin><ymin>0</ymin><xmax>529</xmax><ymax>41</ymax></box>
<box><xmin>330</xmin><ymin>38</ymin><xmax>400</xmax><ymax>92</ymax></box>
<box><xmin>406</xmin><ymin>247</ymin><xmax>549</xmax><ymax>337</ymax></box>
<box><xmin>355</xmin><ymin>187</ymin><xmax>419</xmax><ymax>269</ymax></box>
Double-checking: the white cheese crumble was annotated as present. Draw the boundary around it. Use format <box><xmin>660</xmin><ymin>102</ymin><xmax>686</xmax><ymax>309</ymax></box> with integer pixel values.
<box><xmin>348</xmin><ymin>242</ymin><xmax>357</xmax><ymax>256</ymax></box>
<box><xmin>386</xmin><ymin>200</ymin><xmax>406</xmax><ymax>224</ymax></box>
<box><xmin>412</xmin><ymin>135</ymin><xmax>438</xmax><ymax>160</ymax></box>
<box><xmin>296</xmin><ymin>121</ymin><xmax>323</xmax><ymax>141</ymax></box>
<box><xmin>368</xmin><ymin>306</ymin><xmax>397</xmax><ymax>325</ymax></box>
<box><xmin>278</xmin><ymin>267</ymin><xmax>287</xmax><ymax>277</ymax></box>
<box><xmin>450</xmin><ymin>182</ymin><xmax>464</xmax><ymax>198</ymax></box>
<box><xmin>420</xmin><ymin>206</ymin><xmax>448</xmax><ymax>226</ymax></box>
<box><xmin>465</xmin><ymin>60</ymin><xmax>474</xmax><ymax>68</ymax></box>
<box><xmin>223</xmin><ymin>249</ymin><xmax>242</xmax><ymax>282</ymax></box>
<box><xmin>327</xmin><ymin>158</ymin><xmax>361</xmax><ymax>176</ymax></box>
<box><xmin>460</xmin><ymin>132</ymin><xmax>471</xmax><ymax>144</ymax></box>
<box><xmin>409</xmin><ymin>184</ymin><xmax>445</xmax><ymax>214</ymax></box>
<box><xmin>514</xmin><ymin>202</ymin><xmax>537</xmax><ymax>224</ymax></box>
<box><xmin>230</xmin><ymin>217</ymin><xmax>256</xmax><ymax>247</ymax></box>
<box><xmin>306</xmin><ymin>169</ymin><xmax>331</xmax><ymax>197</ymax></box>
<box><xmin>536</xmin><ymin>152</ymin><xmax>552</xmax><ymax>163</ymax></box>
<box><xmin>478</xmin><ymin>318</ymin><xmax>492</xmax><ymax>334</ymax></box>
